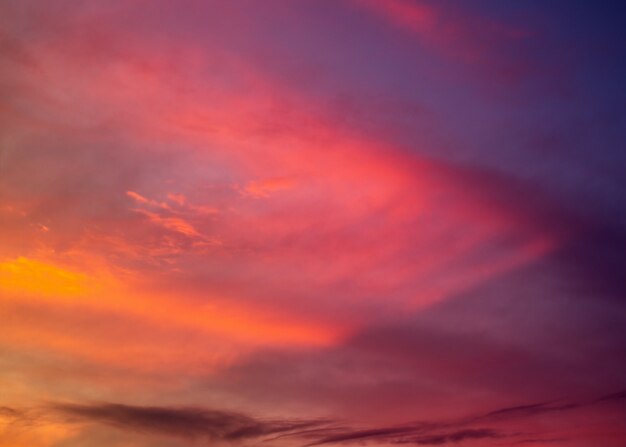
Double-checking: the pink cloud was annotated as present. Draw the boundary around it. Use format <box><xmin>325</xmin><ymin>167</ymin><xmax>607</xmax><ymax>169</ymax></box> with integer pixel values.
<box><xmin>354</xmin><ymin>0</ymin><xmax>533</xmax><ymax>64</ymax></box>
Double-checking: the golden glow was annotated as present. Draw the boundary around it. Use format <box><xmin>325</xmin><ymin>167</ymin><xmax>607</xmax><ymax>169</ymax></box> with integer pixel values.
<box><xmin>0</xmin><ymin>255</ymin><xmax>339</xmax><ymax>374</ymax></box>
<box><xmin>0</xmin><ymin>257</ymin><xmax>89</xmax><ymax>298</ymax></box>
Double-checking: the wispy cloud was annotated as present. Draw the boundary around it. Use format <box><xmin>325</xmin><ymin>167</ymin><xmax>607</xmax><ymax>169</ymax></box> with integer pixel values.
<box><xmin>4</xmin><ymin>390</ymin><xmax>619</xmax><ymax>446</ymax></box>
<box><xmin>400</xmin><ymin>428</ymin><xmax>503</xmax><ymax>445</ymax></box>
<box><xmin>49</xmin><ymin>402</ymin><xmax>330</xmax><ymax>441</ymax></box>
<box><xmin>1</xmin><ymin>2</ymin><xmax>624</xmax><ymax>447</ymax></box>
<box><xmin>353</xmin><ymin>0</ymin><xmax>532</xmax><ymax>64</ymax></box>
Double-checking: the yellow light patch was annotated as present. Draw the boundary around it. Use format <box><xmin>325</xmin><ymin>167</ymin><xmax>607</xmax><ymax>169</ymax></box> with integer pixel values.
<box><xmin>0</xmin><ymin>257</ymin><xmax>88</xmax><ymax>297</ymax></box>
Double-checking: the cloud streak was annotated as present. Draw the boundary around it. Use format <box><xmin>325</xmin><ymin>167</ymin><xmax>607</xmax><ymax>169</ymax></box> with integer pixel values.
<box><xmin>2</xmin><ymin>390</ymin><xmax>617</xmax><ymax>446</ymax></box>
<box><xmin>50</xmin><ymin>402</ymin><xmax>329</xmax><ymax>441</ymax></box>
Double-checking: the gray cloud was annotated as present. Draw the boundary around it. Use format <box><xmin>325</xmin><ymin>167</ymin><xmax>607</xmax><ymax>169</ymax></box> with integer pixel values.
<box><xmin>30</xmin><ymin>390</ymin><xmax>622</xmax><ymax>446</ymax></box>
<box><xmin>399</xmin><ymin>428</ymin><xmax>502</xmax><ymax>445</ymax></box>
<box><xmin>50</xmin><ymin>402</ymin><xmax>329</xmax><ymax>441</ymax></box>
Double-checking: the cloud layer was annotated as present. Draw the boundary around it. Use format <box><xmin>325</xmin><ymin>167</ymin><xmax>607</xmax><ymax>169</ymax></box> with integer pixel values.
<box><xmin>3</xmin><ymin>390</ymin><xmax>623</xmax><ymax>446</ymax></box>
<box><xmin>0</xmin><ymin>1</ymin><xmax>624</xmax><ymax>447</ymax></box>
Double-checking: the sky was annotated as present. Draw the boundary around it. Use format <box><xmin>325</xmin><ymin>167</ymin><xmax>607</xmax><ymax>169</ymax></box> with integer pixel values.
<box><xmin>0</xmin><ymin>1</ymin><xmax>625</xmax><ymax>446</ymax></box>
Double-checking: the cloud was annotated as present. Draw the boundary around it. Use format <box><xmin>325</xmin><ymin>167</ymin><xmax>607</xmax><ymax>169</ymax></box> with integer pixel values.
<box><xmin>34</xmin><ymin>390</ymin><xmax>624</xmax><ymax>446</ymax></box>
<box><xmin>241</xmin><ymin>177</ymin><xmax>296</xmax><ymax>198</ymax></box>
<box><xmin>402</xmin><ymin>428</ymin><xmax>502</xmax><ymax>445</ymax></box>
<box><xmin>18</xmin><ymin>402</ymin><xmax>505</xmax><ymax>446</ymax></box>
<box><xmin>550</xmin><ymin>223</ymin><xmax>626</xmax><ymax>304</ymax></box>
<box><xmin>0</xmin><ymin>406</ymin><xmax>20</xmax><ymax>419</ymax></box>
<box><xmin>354</xmin><ymin>0</ymin><xmax>438</xmax><ymax>36</ymax></box>
<box><xmin>306</xmin><ymin>426</ymin><xmax>503</xmax><ymax>446</ymax></box>
<box><xmin>595</xmin><ymin>390</ymin><xmax>626</xmax><ymax>403</ymax></box>
<box><xmin>511</xmin><ymin>439</ymin><xmax>565</xmax><ymax>445</ymax></box>
<box><xmin>50</xmin><ymin>402</ymin><xmax>329</xmax><ymax>442</ymax></box>
<box><xmin>482</xmin><ymin>401</ymin><xmax>579</xmax><ymax>420</ymax></box>
<box><xmin>479</xmin><ymin>390</ymin><xmax>626</xmax><ymax>423</ymax></box>
<box><xmin>353</xmin><ymin>0</ymin><xmax>532</xmax><ymax>65</ymax></box>
<box><xmin>307</xmin><ymin>426</ymin><xmax>434</xmax><ymax>446</ymax></box>
<box><xmin>0</xmin><ymin>2</ymin><xmax>624</xmax><ymax>447</ymax></box>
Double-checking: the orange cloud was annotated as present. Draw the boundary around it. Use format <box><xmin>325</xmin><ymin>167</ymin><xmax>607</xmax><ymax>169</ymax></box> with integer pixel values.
<box><xmin>0</xmin><ymin>7</ymin><xmax>563</xmax><ymax>442</ymax></box>
<box><xmin>135</xmin><ymin>209</ymin><xmax>202</xmax><ymax>238</ymax></box>
<box><xmin>0</xmin><ymin>257</ymin><xmax>90</xmax><ymax>298</ymax></box>
<box><xmin>0</xmin><ymin>255</ymin><xmax>341</xmax><ymax>379</ymax></box>
<box><xmin>166</xmin><ymin>192</ymin><xmax>186</xmax><ymax>206</ymax></box>
<box><xmin>241</xmin><ymin>177</ymin><xmax>296</xmax><ymax>199</ymax></box>
<box><xmin>0</xmin><ymin>18</ymin><xmax>556</xmax><ymax>343</ymax></box>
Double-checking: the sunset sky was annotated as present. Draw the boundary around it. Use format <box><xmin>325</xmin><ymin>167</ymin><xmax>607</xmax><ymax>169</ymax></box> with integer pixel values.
<box><xmin>1</xmin><ymin>1</ymin><xmax>625</xmax><ymax>446</ymax></box>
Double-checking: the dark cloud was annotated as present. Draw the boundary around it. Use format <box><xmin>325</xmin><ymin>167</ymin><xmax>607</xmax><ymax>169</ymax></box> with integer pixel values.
<box><xmin>595</xmin><ymin>390</ymin><xmax>626</xmax><ymax>403</ymax></box>
<box><xmin>479</xmin><ymin>389</ymin><xmax>626</xmax><ymax>423</ymax></box>
<box><xmin>307</xmin><ymin>389</ymin><xmax>625</xmax><ymax>445</ymax></box>
<box><xmin>511</xmin><ymin>439</ymin><xmax>565</xmax><ymax>445</ymax></box>
<box><xmin>0</xmin><ymin>406</ymin><xmax>20</xmax><ymax>418</ymax></box>
<box><xmin>482</xmin><ymin>401</ymin><xmax>579</xmax><ymax>419</ymax></box>
<box><xmin>552</xmin><ymin>224</ymin><xmax>626</xmax><ymax>304</ymax></box>
<box><xmin>400</xmin><ymin>428</ymin><xmax>502</xmax><ymax>445</ymax></box>
<box><xmin>211</xmin><ymin>313</ymin><xmax>620</xmax><ymax>422</ymax></box>
<box><xmin>50</xmin><ymin>402</ymin><xmax>329</xmax><ymax>441</ymax></box>
<box><xmin>0</xmin><ymin>405</ymin><xmax>42</xmax><ymax>429</ymax></box>
<box><xmin>50</xmin><ymin>401</ymin><xmax>508</xmax><ymax>446</ymax></box>
<box><xmin>309</xmin><ymin>425</ymin><xmax>504</xmax><ymax>446</ymax></box>
<box><xmin>3</xmin><ymin>389</ymin><xmax>617</xmax><ymax>446</ymax></box>
<box><xmin>307</xmin><ymin>425</ymin><xmax>437</xmax><ymax>446</ymax></box>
